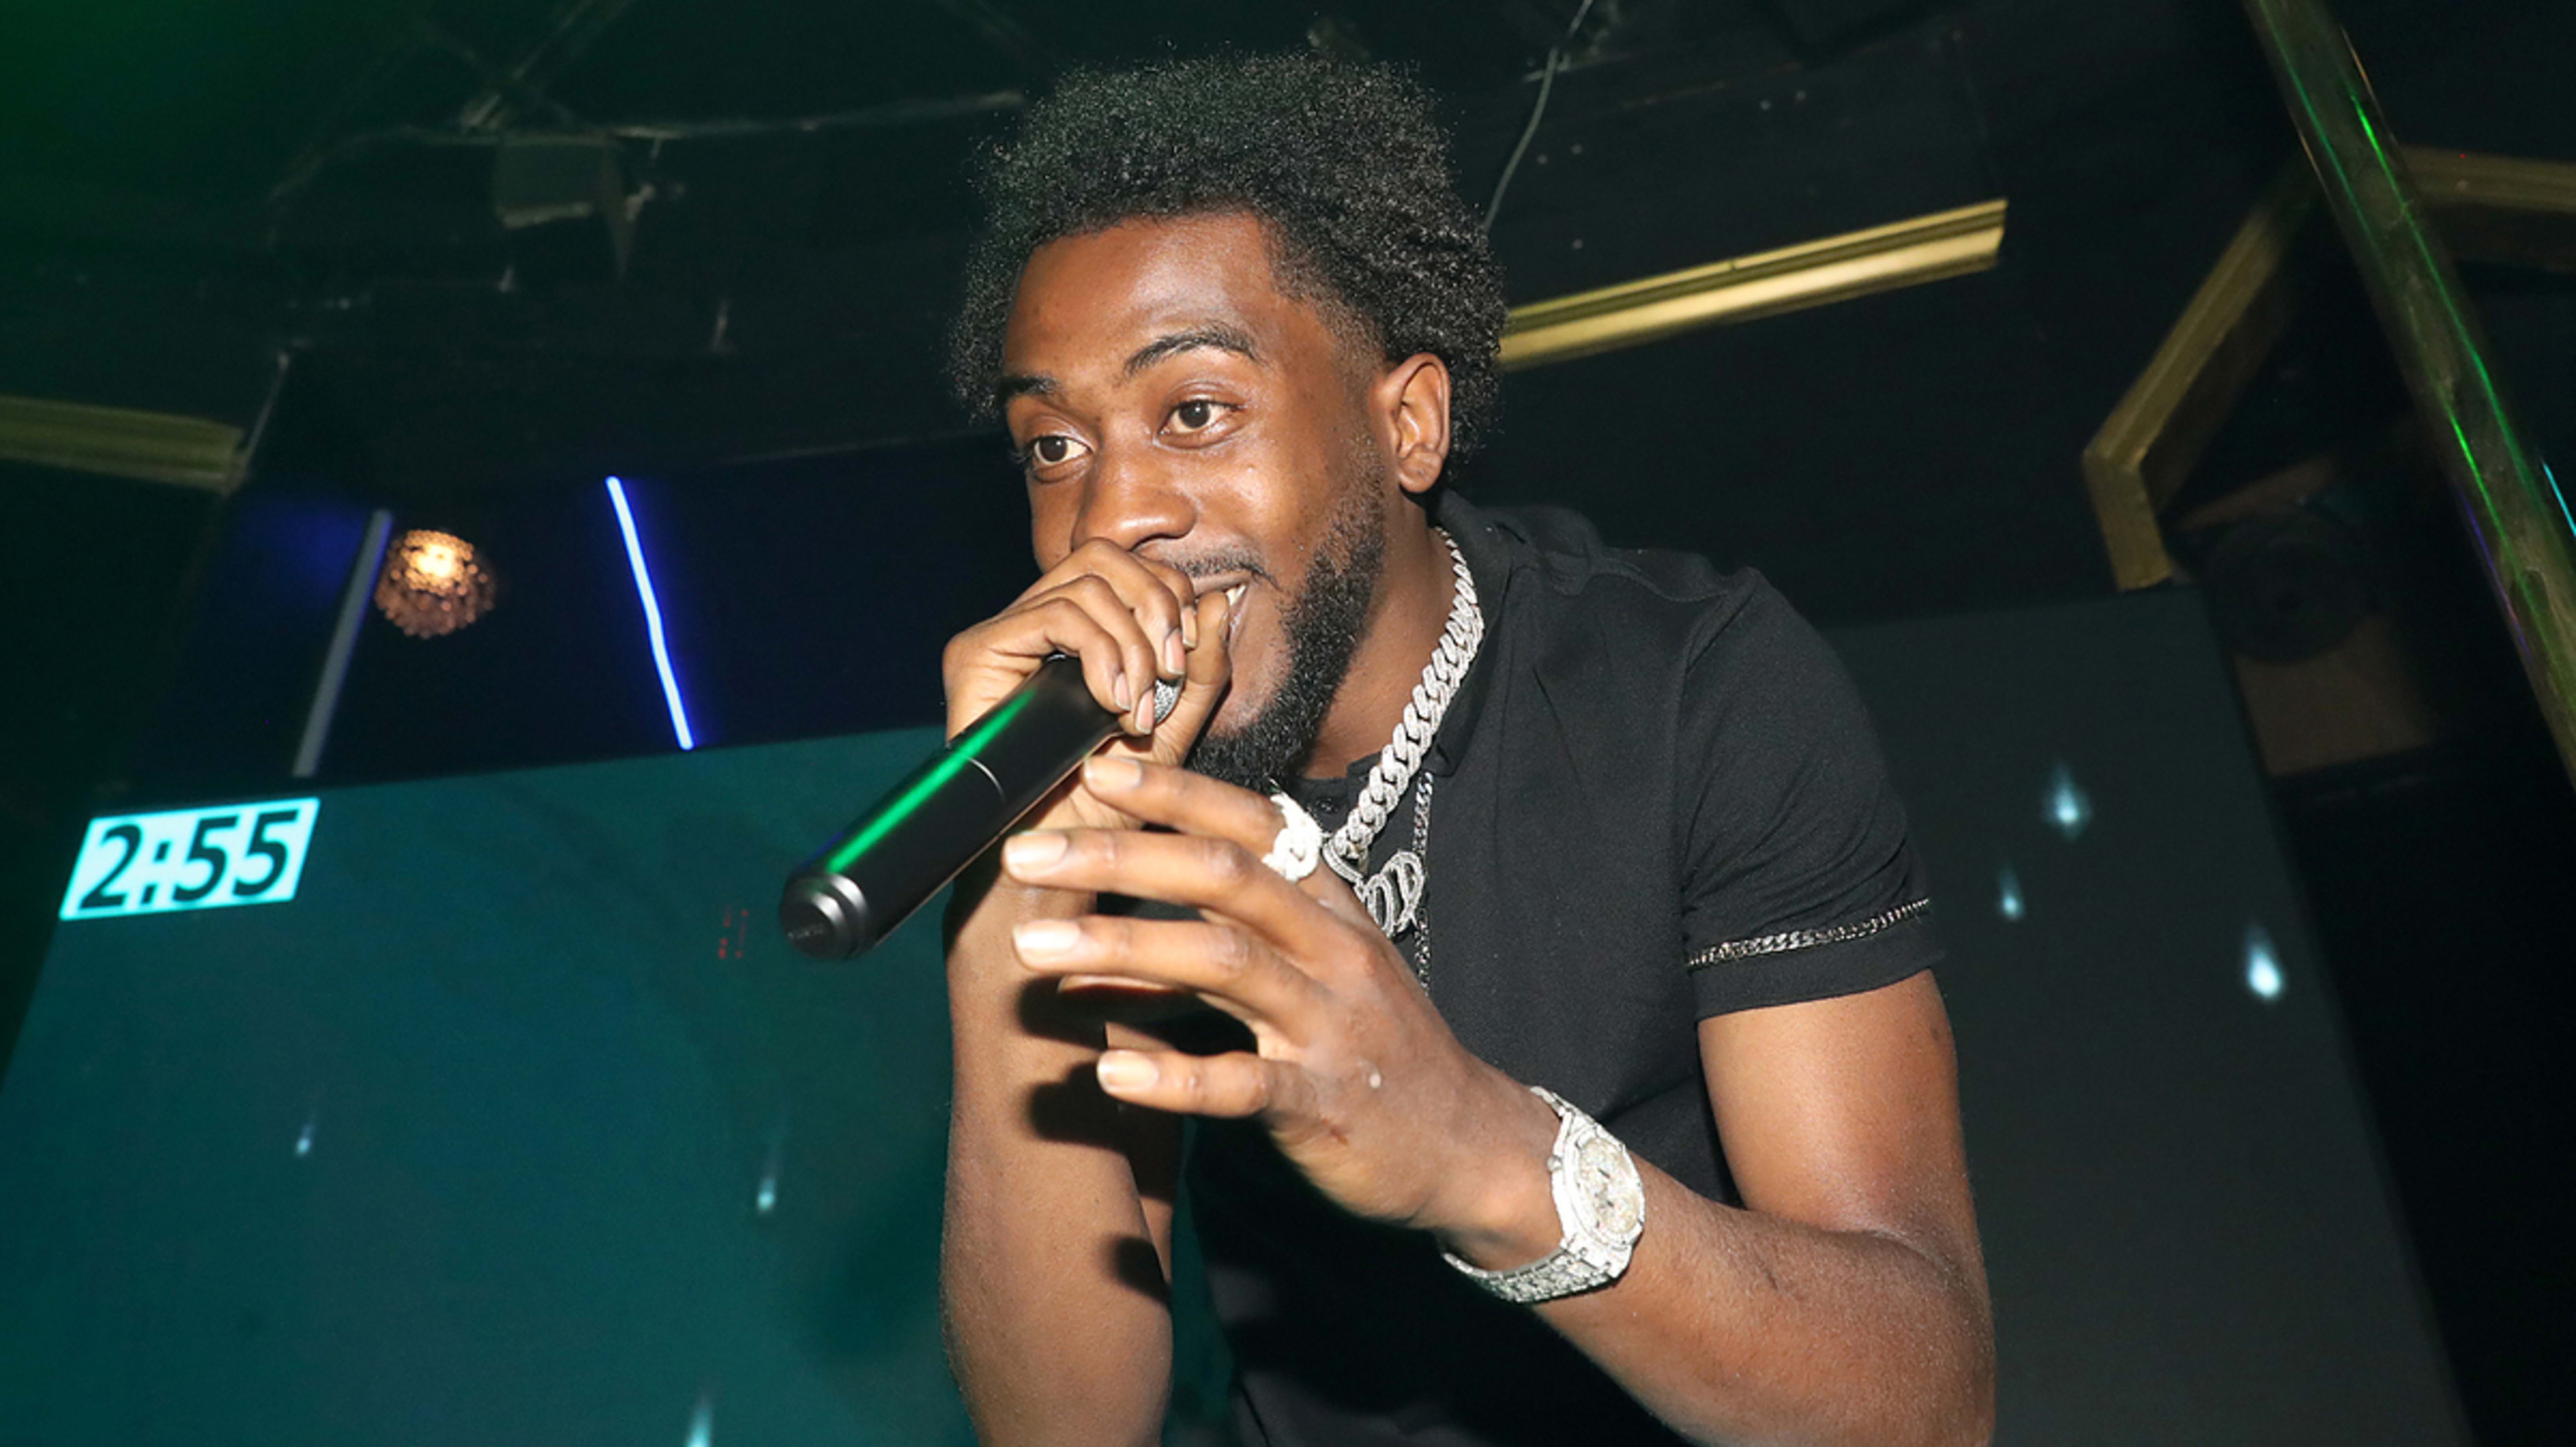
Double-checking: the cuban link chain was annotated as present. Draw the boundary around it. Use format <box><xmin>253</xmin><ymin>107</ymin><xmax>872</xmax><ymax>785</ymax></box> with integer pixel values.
<box><xmin>1324</xmin><ymin>531</ymin><xmax>1483</xmax><ymax>940</ymax></box>
<box><xmin>1401</xmin><ymin>771</ymin><xmax>1434</xmax><ymax>989</ymax></box>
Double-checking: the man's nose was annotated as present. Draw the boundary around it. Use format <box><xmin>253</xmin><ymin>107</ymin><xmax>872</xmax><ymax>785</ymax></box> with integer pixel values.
<box><xmin>1069</xmin><ymin>443</ymin><xmax>1195</xmax><ymax>553</ymax></box>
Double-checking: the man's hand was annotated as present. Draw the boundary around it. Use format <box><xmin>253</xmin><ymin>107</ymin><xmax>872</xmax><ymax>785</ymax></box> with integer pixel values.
<box><xmin>995</xmin><ymin>757</ymin><xmax>1994</xmax><ymax>1447</ymax></box>
<box><xmin>997</xmin><ymin>755</ymin><xmax>1559</xmax><ymax>1250</ymax></box>
<box><xmin>941</xmin><ymin>539</ymin><xmax>1236</xmax><ymax>837</ymax></box>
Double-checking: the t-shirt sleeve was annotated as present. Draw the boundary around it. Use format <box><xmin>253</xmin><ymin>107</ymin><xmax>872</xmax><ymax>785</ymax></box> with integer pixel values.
<box><xmin>1676</xmin><ymin>578</ymin><xmax>1941</xmax><ymax>1016</ymax></box>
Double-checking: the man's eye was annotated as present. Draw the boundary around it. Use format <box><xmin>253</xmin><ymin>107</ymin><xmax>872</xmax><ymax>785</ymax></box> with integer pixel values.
<box><xmin>1167</xmin><ymin>399</ymin><xmax>1226</xmax><ymax>435</ymax></box>
<box><xmin>1027</xmin><ymin>435</ymin><xmax>1085</xmax><ymax>467</ymax></box>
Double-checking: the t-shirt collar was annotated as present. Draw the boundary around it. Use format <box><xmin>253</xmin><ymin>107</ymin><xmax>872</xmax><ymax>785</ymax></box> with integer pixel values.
<box><xmin>1426</xmin><ymin>487</ymin><xmax>1508</xmax><ymax>779</ymax></box>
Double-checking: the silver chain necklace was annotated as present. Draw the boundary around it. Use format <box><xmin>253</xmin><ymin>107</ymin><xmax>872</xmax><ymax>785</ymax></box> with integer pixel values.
<box><xmin>1322</xmin><ymin>531</ymin><xmax>1483</xmax><ymax>941</ymax></box>
<box><xmin>1399</xmin><ymin>771</ymin><xmax>1435</xmax><ymax>987</ymax></box>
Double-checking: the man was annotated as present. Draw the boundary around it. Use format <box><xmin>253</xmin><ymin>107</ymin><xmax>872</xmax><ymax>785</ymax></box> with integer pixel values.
<box><xmin>935</xmin><ymin>54</ymin><xmax>1992</xmax><ymax>1447</ymax></box>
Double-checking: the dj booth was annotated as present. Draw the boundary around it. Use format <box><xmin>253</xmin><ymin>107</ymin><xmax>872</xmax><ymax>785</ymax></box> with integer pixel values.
<box><xmin>0</xmin><ymin>589</ymin><xmax>2465</xmax><ymax>1444</ymax></box>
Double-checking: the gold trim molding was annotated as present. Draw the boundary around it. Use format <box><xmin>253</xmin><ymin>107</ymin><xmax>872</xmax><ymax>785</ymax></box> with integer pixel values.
<box><xmin>1499</xmin><ymin>199</ymin><xmax>2010</xmax><ymax>370</ymax></box>
<box><xmin>2082</xmin><ymin>163</ymin><xmax>2314</xmax><ymax>591</ymax></box>
<box><xmin>0</xmin><ymin>393</ymin><xmax>246</xmax><ymax>492</ymax></box>
<box><xmin>2409</xmin><ymin>145</ymin><xmax>2576</xmax><ymax>272</ymax></box>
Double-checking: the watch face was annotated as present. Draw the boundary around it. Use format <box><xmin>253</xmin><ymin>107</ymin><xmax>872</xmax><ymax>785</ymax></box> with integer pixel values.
<box><xmin>1571</xmin><ymin>1133</ymin><xmax>1642</xmax><ymax>1238</ymax></box>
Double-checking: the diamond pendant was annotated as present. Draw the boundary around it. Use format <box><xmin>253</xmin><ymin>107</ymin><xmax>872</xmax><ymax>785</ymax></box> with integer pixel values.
<box><xmin>1360</xmin><ymin>850</ymin><xmax>1426</xmax><ymax>937</ymax></box>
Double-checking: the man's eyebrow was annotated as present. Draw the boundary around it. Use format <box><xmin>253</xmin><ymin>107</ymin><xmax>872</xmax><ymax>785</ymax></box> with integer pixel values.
<box><xmin>994</xmin><ymin>372</ymin><xmax>1057</xmax><ymax>407</ymax></box>
<box><xmin>1124</xmin><ymin>323</ymin><xmax>1262</xmax><ymax>378</ymax></box>
<box><xmin>992</xmin><ymin>325</ymin><xmax>1260</xmax><ymax>409</ymax></box>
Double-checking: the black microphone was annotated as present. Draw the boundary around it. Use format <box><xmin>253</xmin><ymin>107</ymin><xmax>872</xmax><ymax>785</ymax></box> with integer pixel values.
<box><xmin>779</xmin><ymin>655</ymin><xmax>1181</xmax><ymax>959</ymax></box>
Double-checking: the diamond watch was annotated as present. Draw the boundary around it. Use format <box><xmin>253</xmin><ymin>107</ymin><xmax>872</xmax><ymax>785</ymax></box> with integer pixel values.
<box><xmin>1443</xmin><ymin>1085</ymin><xmax>1646</xmax><ymax>1305</ymax></box>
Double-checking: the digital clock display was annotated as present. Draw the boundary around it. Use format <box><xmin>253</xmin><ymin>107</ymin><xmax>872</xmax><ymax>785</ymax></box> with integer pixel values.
<box><xmin>56</xmin><ymin>798</ymin><xmax>321</xmax><ymax>922</ymax></box>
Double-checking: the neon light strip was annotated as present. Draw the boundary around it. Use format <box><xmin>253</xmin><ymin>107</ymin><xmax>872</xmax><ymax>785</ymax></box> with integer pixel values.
<box><xmin>605</xmin><ymin>476</ymin><xmax>696</xmax><ymax>751</ymax></box>
<box><xmin>822</xmin><ymin>688</ymin><xmax>1035</xmax><ymax>875</ymax></box>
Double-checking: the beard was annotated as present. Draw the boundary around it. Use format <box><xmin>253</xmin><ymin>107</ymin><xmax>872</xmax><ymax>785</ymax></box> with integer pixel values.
<box><xmin>1186</xmin><ymin>478</ymin><xmax>1388</xmax><ymax>793</ymax></box>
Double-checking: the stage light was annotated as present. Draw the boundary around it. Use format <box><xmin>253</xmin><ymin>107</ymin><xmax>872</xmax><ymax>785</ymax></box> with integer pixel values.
<box><xmin>1996</xmin><ymin>864</ymin><xmax>2025</xmax><ymax>922</ymax></box>
<box><xmin>2045</xmin><ymin>762</ymin><xmax>2093</xmax><ymax>841</ymax></box>
<box><xmin>2244</xmin><ymin>923</ymin><xmax>2284</xmax><ymax>1003</ymax></box>
<box><xmin>755</xmin><ymin>1110</ymin><xmax>787</xmax><ymax>1218</ymax></box>
<box><xmin>606</xmin><ymin>476</ymin><xmax>697</xmax><ymax>751</ymax></box>
<box><xmin>374</xmin><ymin>529</ymin><xmax>497</xmax><ymax>638</ymax></box>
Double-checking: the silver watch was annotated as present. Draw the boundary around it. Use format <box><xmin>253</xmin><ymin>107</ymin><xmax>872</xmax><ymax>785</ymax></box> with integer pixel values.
<box><xmin>1443</xmin><ymin>1085</ymin><xmax>1646</xmax><ymax>1305</ymax></box>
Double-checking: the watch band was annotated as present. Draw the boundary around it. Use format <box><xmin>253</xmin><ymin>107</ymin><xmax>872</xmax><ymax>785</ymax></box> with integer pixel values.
<box><xmin>1443</xmin><ymin>1085</ymin><xmax>1646</xmax><ymax>1305</ymax></box>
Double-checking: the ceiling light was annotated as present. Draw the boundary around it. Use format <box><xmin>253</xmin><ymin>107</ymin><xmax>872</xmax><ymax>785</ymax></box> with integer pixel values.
<box><xmin>375</xmin><ymin>529</ymin><xmax>496</xmax><ymax>637</ymax></box>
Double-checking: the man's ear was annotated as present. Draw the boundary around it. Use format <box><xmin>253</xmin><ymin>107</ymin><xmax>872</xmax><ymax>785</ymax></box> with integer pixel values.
<box><xmin>1373</xmin><ymin>352</ymin><xmax>1452</xmax><ymax>497</ymax></box>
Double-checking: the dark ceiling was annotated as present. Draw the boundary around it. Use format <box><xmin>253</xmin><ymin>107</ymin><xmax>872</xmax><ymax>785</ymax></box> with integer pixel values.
<box><xmin>9</xmin><ymin>0</ymin><xmax>2571</xmax><ymax>632</ymax></box>
<box><xmin>5</xmin><ymin>0</ymin><xmax>1782</xmax><ymax>222</ymax></box>
<box><xmin>10</xmin><ymin>0</ymin><xmax>2568</xmax><ymax>506</ymax></box>
<box><xmin>0</xmin><ymin>0</ymin><xmax>1932</xmax><ymax>487</ymax></box>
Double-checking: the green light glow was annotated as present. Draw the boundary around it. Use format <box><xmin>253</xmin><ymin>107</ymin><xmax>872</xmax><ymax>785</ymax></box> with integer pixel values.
<box><xmin>823</xmin><ymin>689</ymin><xmax>1036</xmax><ymax>874</ymax></box>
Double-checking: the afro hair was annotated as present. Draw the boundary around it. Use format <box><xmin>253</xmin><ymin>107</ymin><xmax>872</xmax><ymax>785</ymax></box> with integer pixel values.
<box><xmin>945</xmin><ymin>53</ymin><xmax>1508</xmax><ymax>455</ymax></box>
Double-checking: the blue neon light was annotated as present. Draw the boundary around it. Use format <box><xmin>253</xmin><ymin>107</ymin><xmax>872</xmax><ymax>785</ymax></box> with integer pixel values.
<box><xmin>605</xmin><ymin>476</ymin><xmax>697</xmax><ymax>751</ymax></box>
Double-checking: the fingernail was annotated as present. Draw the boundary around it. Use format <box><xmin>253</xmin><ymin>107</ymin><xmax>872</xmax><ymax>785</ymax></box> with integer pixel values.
<box><xmin>1111</xmin><ymin>669</ymin><xmax>1134</xmax><ymax>713</ymax></box>
<box><xmin>1012</xmin><ymin>919</ymin><xmax>1079</xmax><ymax>960</ymax></box>
<box><xmin>1134</xmin><ymin>693</ymin><xmax>1155</xmax><ymax>733</ymax></box>
<box><xmin>1163</xmin><ymin>629</ymin><xmax>1185</xmax><ymax>677</ymax></box>
<box><xmin>1003</xmin><ymin>832</ymin><xmax>1067</xmax><ymax>873</ymax></box>
<box><xmin>1086</xmin><ymin>754</ymin><xmax>1143</xmax><ymax>791</ymax></box>
<box><xmin>1097</xmin><ymin>1051</ymin><xmax>1158</xmax><ymax>1091</ymax></box>
<box><xmin>1181</xmin><ymin>606</ymin><xmax>1199</xmax><ymax>651</ymax></box>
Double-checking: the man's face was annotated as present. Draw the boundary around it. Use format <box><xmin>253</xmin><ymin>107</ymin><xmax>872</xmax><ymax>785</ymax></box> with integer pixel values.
<box><xmin>998</xmin><ymin>211</ymin><xmax>1391</xmax><ymax>785</ymax></box>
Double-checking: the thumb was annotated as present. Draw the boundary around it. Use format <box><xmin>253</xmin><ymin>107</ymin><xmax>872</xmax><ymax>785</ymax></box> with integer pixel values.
<box><xmin>1145</xmin><ymin>591</ymin><xmax>1234</xmax><ymax>765</ymax></box>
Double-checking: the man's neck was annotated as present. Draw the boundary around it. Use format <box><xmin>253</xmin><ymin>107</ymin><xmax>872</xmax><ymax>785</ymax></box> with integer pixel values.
<box><xmin>1303</xmin><ymin>505</ymin><xmax>1454</xmax><ymax>780</ymax></box>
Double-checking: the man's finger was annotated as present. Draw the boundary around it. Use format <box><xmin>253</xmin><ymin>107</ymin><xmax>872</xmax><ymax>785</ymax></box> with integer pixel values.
<box><xmin>1000</xmin><ymin>826</ymin><xmax>1334</xmax><ymax>960</ymax></box>
<box><xmin>1081</xmin><ymin>755</ymin><xmax>1281</xmax><ymax>855</ymax></box>
<box><xmin>1013</xmin><ymin>913</ymin><xmax>1326</xmax><ymax>1024</ymax></box>
<box><xmin>1094</xmin><ymin>1048</ymin><xmax>1308</xmax><ymax>1121</ymax></box>
<box><xmin>1048</xmin><ymin>541</ymin><xmax>1194</xmax><ymax>682</ymax></box>
<box><xmin>1019</xmin><ymin>575</ymin><xmax>1163</xmax><ymax>731</ymax></box>
<box><xmin>1051</xmin><ymin>977</ymin><xmax>1206</xmax><ymax>1028</ymax></box>
<box><xmin>1138</xmin><ymin>591</ymin><xmax>1234</xmax><ymax>764</ymax></box>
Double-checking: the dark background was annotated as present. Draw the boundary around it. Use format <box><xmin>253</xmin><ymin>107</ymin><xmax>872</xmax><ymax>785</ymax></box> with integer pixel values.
<box><xmin>0</xmin><ymin>592</ymin><xmax>2469</xmax><ymax>1447</ymax></box>
<box><xmin>6</xmin><ymin>0</ymin><xmax>2573</xmax><ymax>1438</ymax></box>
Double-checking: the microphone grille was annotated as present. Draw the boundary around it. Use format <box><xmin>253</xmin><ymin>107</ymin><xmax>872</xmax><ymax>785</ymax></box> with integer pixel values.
<box><xmin>1152</xmin><ymin>678</ymin><xmax>1182</xmax><ymax>725</ymax></box>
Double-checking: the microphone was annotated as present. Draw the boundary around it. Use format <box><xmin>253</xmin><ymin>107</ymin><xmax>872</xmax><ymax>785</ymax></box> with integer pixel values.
<box><xmin>779</xmin><ymin>655</ymin><xmax>1181</xmax><ymax>959</ymax></box>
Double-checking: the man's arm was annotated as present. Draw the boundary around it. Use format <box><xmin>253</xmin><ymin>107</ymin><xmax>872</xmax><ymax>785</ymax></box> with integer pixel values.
<box><xmin>933</xmin><ymin>547</ymin><xmax>1233</xmax><ymax>1447</ymax></box>
<box><xmin>1502</xmin><ymin>973</ymin><xmax>1992</xmax><ymax>1446</ymax></box>
<box><xmin>1000</xmin><ymin>757</ymin><xmax>1994</xmax><ymax>1447</ymax></box>
<box><xmin>940</xmin><ymin>861</ymin><xmax>1181</xmax><ymax>1447</ymax></box>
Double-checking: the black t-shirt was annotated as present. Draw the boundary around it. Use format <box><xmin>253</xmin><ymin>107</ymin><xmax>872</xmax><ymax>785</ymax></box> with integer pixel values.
<box><xmin>1182</xmin><ymin>492</ymin><xmax>1941</xmax><ymax>1447</ymax></box>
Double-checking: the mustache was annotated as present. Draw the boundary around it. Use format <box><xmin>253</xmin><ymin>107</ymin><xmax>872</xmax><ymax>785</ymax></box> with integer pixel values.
<box><xmin>1158</xmin><ymin>548</ymin><xmax>1271</xmax><ymax>585</ymax></box>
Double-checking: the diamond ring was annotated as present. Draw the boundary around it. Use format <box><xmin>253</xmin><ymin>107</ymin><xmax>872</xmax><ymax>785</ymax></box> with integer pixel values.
<box><xmin>1261</xmin><ymin>794</ymin><xmax>1322</xmax><ymax>883</ymax></box>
